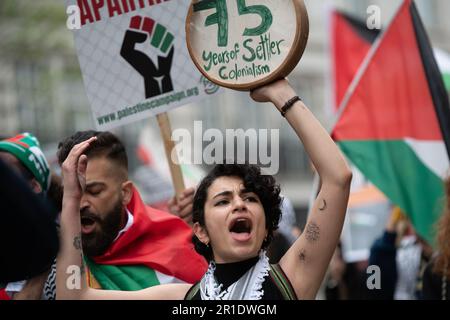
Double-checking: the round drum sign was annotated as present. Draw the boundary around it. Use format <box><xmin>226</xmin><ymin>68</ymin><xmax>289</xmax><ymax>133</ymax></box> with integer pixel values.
<box><xmin>186</xmin><ymin>0</ymin><xmax>309</xmax><ymax>91</ymax></box>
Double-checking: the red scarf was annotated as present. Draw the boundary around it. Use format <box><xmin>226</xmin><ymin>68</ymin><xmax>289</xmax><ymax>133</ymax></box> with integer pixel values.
<box><xmin>93</xmin><ymin>186</ymin><xmax>207</xmax><ymax>283</ymax></box>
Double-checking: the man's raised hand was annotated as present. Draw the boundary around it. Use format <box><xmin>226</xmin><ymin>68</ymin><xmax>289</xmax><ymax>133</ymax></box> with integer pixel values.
<box><xmin>168</xmin><ymin>187</ymin><xmax>196</xmax><ymax>225</ymax></box>
<box><xmin>61</xmin><ymin>137</ymin><xmax>97</xmax><ymax>200</ymax></box>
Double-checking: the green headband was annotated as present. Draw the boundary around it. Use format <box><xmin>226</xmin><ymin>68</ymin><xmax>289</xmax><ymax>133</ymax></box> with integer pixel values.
<box><xmin>0</xmin><ymin>133</ymin><xmax>51</xmax><ymax>192</ymax></box>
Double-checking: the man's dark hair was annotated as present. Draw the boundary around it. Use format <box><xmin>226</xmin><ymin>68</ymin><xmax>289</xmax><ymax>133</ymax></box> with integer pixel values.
<box><xmin>57</xmin><ymin>131</ymin><xmax>128</xmax><ymax>171</ymax></box>
<box><xmin>192</xmin><ymin>163</ymin><xmax>283</xmax><ymax>262</ymax></box>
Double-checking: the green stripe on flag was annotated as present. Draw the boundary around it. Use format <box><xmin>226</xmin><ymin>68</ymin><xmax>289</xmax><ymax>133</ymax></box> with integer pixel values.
<box><xmin>86</xmin><ymin>258</ymin><xmax>160</xmax><ymax>291</ymax></box>
<box><xmin>338</xmin><ymin>140</ymin><xmax>445</xmax><ymax>245</ymax></box>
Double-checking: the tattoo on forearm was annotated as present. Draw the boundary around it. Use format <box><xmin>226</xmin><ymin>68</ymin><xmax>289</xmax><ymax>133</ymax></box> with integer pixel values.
<box><xmin>319</xmin><ymin>199</ymin><xmax>327</xmax><ymax>211</ymax></box>
<box><xmin>305</xmin><ymin>222</ymin><xmax>320</xmax><ymax>242</ymax></box>
<box><xmin>73</xmin><ymin>234</ymin><xmax>82</xmax><ymax>250</ymax></box>
<box><xmin>299</xmin><ymin>249</ymin><xmax>306</xmax><ymax>262</ymax></box>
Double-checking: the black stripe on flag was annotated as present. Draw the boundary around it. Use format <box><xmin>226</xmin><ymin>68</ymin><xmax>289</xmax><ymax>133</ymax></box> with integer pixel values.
<box><xmin>410</xmin><ymin>2</ymin><xmax>450</xmax><ymax>159</ymax></box>
<box><xmin>339</xmin><ymin>11</ymin><xmax>381</xmax><ymax>44</ymax></box>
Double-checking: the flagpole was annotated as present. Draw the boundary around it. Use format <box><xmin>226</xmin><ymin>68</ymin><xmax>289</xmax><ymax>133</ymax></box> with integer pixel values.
<box><xmin>156</xmin><ymin>112</ymin><xmax>186</xmax><ymax>198</ymax></box>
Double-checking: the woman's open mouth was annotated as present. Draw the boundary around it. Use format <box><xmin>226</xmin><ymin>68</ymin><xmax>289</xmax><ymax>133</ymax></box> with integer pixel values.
<box><xmin>229</xmin><ymin>217</ymin><xmax>253</xmax><ymax>242</ymax></box>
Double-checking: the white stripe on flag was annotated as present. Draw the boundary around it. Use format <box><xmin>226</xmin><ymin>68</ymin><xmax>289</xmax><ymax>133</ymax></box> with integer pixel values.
<box><xmin>155</xmin><ymin>271</ymin><xmax>187</xmax><ymax>285</ymax></box>
<box><xmin>405</xmin><ymin>138</ymin><xmax>450</xmax><ymax>179</ymax></box>
<box><xmin>434</xmin><ymin>48</ymin><xmax>450</xmax><ymax>74</ymax></box>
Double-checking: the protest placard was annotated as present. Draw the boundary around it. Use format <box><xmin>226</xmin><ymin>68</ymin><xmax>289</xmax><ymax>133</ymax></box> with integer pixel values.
<box><xmin>186</xmin><ymin>0</ymin><xmax>309</xmax><ymax>90</ymax></box>
<box><xmin>68</xmin><ymin>0</ymin><xmax>225</xmax><ymax>195</ymax></box>
<box><xmin>68</xmin><ymin>0</ymin><xmax>221</xmax><ymax>130</ymax></box>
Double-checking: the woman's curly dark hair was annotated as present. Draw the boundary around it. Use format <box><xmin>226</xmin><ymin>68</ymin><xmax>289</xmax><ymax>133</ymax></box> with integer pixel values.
<box><xmin>192</xmin><ymin>163</ymin><xmax>283</xmax><ymax>262</ymax></box>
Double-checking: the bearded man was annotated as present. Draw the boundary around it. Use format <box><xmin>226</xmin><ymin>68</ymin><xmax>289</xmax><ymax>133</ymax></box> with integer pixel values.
<box><xmin>57</xmin><ymin>131</ymin><xmax>206</xmax><ymax>290</ymax></box>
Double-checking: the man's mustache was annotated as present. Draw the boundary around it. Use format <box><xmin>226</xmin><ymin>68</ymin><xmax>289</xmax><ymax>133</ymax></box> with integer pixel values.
<box><xmin>80</xmin><ymin>208</ymin><xmax>101</xmax><ymax>222</ymax></box>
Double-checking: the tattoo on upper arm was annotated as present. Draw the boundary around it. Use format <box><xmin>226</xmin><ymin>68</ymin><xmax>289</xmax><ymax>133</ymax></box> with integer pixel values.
<box><xmin>305</xmin><ymin>222</ymin><xmax>320</xmax><ymax>242</ymax></box>
<box><xmin>73</xmin><ymin>234</ymin><xmax>82</xmax><ymax>250</ymax></box>
<box><xmin>299</xmin><ymin>249</ymin><xmax>306</xmax><ymax>262</ymax></box>
<box><xmin>318</xmin><ymin>199</ymin><xmax>327</xmax><ymax>211</ymax></box>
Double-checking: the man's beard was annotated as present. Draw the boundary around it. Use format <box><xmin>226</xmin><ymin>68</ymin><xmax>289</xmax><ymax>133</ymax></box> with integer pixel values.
<box><xmin>81</xmin><ymin>198</ymin><xmax>124</xmax><ymax>258</ymax></box>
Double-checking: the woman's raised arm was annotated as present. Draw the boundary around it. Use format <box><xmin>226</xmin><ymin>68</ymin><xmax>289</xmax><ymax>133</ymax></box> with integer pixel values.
<box><xmin>251</xmin><ymin>79</ymin><xmax>352</xmax><ymax>300</ymax></box>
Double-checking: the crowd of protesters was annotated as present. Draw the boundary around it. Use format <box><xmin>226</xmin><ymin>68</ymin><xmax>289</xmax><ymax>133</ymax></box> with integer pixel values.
<box><xmin>1</xmin><ymin>134</ymin><xmax>449</xmax><ymax>300</ymax></box>
<box><xmin>0</xmin><ymin>82</ymin><xmax>449</xmax><ymax>300</ymax></box>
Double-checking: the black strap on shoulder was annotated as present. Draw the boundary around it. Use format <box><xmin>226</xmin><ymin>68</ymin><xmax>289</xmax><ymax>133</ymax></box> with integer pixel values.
<box><xmin>184</xmin><ymin>282</ymin><xmax>200</xmax><ymax>300</ymax></box>
<box><xmin>269</xmin><ymin>264</ymin><xmax>298</xmax><ymax>300</ymax></box>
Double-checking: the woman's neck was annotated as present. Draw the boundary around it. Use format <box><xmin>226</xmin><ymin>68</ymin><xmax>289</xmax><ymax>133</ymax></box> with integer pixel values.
<box><xmin>214</xmin><ymin>255</ymin><xmax>260</xmax><ymax>289</ymax></box>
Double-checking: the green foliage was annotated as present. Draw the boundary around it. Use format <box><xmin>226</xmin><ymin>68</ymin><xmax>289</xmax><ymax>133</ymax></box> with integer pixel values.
<box><xmin>0</xmin><ymin>0</ymin><xmax>75</xmax><ymax>60</ymax></box>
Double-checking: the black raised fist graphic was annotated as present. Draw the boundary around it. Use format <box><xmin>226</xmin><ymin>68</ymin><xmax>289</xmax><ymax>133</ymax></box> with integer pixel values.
<box><xmin>121</xmin><ymin>16</ymin><xmax>175</xmax><ymax>98</ymax></box>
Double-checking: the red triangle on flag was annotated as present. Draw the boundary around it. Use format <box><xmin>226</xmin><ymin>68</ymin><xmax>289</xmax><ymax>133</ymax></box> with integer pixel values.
<box><xmin>332</xmin><ymin>0</ymin><xmax>444</xmax><ymax>142</ymax></box>
<box><xmin>332</xmin><ymin>11</ymin><xmax>379</xmax><ymax>111</ymax></box>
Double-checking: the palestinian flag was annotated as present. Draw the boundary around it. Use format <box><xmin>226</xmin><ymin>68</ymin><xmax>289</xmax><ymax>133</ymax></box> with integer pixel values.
<box><xmin>85</xmin><ymin>186</ymin><xmax>207</xmax><ymax>290</ymax></box>
<box><xmin>331</xmin><ymin>10</ymin><xmax>380</xmax><ymax>111</ymax></box>
<box><xmin>332</xmin><ymin>0</ymin><xmax>450</xmax><ymax>245</ymax></box>
<box><xmin>331</xmin><ymin>10</ymin><xmax>450</xmax><ymax>111</ymax></box>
